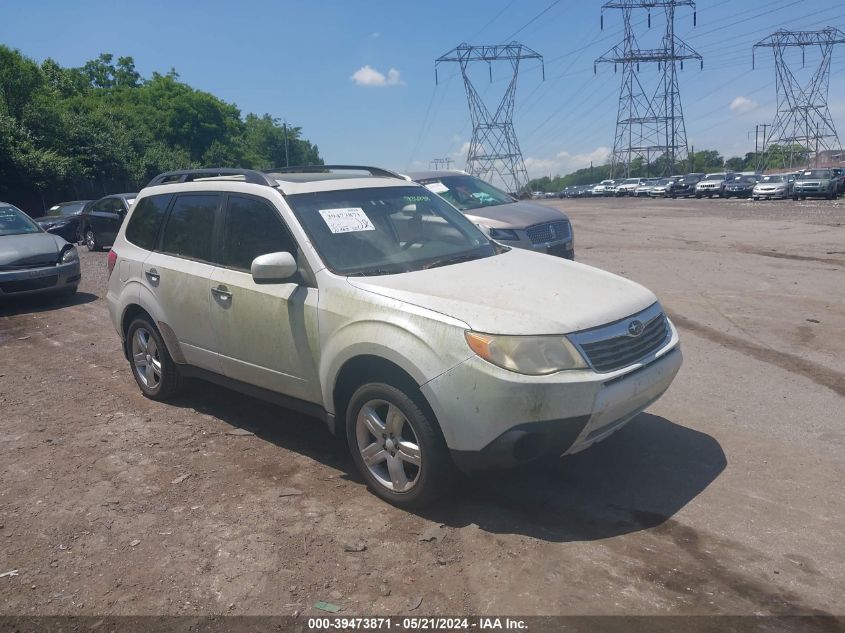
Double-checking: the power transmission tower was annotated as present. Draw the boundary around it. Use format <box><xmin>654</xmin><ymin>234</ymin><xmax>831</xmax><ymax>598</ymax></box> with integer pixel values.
<box><xmin>429</xmin><ymin>157</ymin><xmax>455</xmax><ymax>170</ymax></box>
<box><xmin>753</xmin><ymin>28</ymin><xmax>845</xmax><ymax>170</ymax></box>
<box><xmin>595</xmin><ymin>1</ymin><xmax>701</xmax><ymax>178</ymax></box>
<box><xmin>435</xmin><ymin>43</ymin><xmax>543</xmax><ymax>194</ymax></box>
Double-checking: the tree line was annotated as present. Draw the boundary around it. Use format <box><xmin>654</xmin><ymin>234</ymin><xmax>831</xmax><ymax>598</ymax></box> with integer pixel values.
<box><xmin>0</xmin><ymin>47</ymin><xmax>322</xmax><ymax>214</ymax></box>
<box><xmin>527</xmin><ymin>145</ymin><xmax>811</xmax><ymax>192</ymax></box>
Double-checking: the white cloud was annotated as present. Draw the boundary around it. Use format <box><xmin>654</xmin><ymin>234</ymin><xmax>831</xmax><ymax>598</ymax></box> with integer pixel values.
<box><xmin>729</xmin><ymin>96</ymin><xmax>758</xmax><ymax>113</ymax></box>
<box><xmin>350</xmin><ymin>65</ymin><xmax>404</xmax><ymax>87</ymax></box>
<box><xmin>523</xmin><ymin>147</ymin><xmax>612</xmax><ymax>179</ymax></box>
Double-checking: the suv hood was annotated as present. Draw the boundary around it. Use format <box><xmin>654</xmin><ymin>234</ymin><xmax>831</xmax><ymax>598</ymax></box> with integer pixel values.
<box><xmin>463</xmin><ymin>200</ymin><xmax>567</xmax><ymax>230</ymax></box>
<box><xmin>348</xmin><ymin>249</ymin><xmax>656</xmax><ymax>335</ymax></box>
<box><xmin>0</xmin><ymin>232</ymin><xmax>65</xmax><ymax>267</ymax></box>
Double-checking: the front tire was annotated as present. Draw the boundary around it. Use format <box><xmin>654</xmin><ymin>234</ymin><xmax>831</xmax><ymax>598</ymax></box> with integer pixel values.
<box><xmin>126</xmin><ymin>317</ymin><xmax>183</xmax><ymax>400</ymax></box>
<box><xmin>346</xmin><ymin>382</ymin><xmax>454</xmax><ymax>508</ymax></box>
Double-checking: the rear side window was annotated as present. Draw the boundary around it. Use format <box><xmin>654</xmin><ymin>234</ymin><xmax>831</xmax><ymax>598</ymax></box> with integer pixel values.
<box><xmin>222</xmin><ymin>195</ymin><xmax>295</xmax><ymax>271</ymax></box>
<box><xmin>160</xmin><ymin>194</ymin><xmax>220</xmax><ymax>262</ymax></box>
<box><xmin>125</xmin><ymin>194</ymin><xmax>172</xmax><ymax>250</ymax></box>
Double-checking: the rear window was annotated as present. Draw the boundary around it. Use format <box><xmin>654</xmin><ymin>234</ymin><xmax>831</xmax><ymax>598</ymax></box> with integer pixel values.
<box><xmin>160</xmin><ymin>194</ymin><xmax>220</xmax><ymax>262</ymax></box>
<box><xmin>125</xmin><ymin>194</ymin><xmax>172</xmax><ymax>250</ymax></box>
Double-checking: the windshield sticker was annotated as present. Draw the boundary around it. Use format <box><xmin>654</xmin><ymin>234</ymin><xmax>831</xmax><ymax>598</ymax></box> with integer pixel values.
<box><xmin>403</xmin><ymin>195</ymin><xmax>429</xmax><ymax>203</ymax></box>
<box><xmin>424</xmin><ymin>182</ymin><xmax>449</xmax><ymax>194</ymax></box>
<box><xmin>318</xmin><ymin>207</ymin><xmax>376</xmax><ymax>234</ymax></box>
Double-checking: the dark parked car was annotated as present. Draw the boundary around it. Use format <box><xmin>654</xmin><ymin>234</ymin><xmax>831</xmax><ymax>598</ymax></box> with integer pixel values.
<box><xmin>723</xmin><ymin>175</ymin><xmax>758</xmax><ymax>198</ymax></box>
<box><xmin>78</xmin><ymin>193</ymin><xmax>137</xmax><ymax>251</ymax></box>
<box><xmin>669</xmin><ymin>174</ymin><xmax>703</xmax><ymax>198</ymax></box>
<box><xmin>408</xmin><ymin>171</ymin><xmax>574</xmax><ymax>259</ymax></box>
<box><xmin>33</xmin><ymin>200</ymin><xmax>91</xmax><ymax>243</ymax></box>
<box><xmin>0</xmin><ymin>202</ymin><xmax>80</xmax><ymax>300</ymax></box>
<box><xmin>831</xmin><ymin>168</ymin><xmax>845</xmax><ymax>194</ymax></box>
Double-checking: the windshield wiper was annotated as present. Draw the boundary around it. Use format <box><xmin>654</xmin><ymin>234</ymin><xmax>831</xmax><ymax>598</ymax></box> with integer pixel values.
<box><xmin>423</xmin><ymin>253</ymin><xmax>486</xmax><ymax>270</ymax></box>
<box><xmin>346</xmin><ymin>267</ymin><xmax>405</xmax><ymax>277</ymax></box>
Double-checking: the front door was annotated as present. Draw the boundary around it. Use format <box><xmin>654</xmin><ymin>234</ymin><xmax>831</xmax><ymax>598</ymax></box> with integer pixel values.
<box><xmin>209</xmin><ymin>194</ymin><xmax>320</xmax><ymax>403</ymax></box>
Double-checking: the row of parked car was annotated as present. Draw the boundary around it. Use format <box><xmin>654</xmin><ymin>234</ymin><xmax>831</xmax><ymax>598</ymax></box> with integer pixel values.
<box><xmin>553</xmin><ymin>168</ymin><xmax>845</xmax><ymax>201</ymax></box>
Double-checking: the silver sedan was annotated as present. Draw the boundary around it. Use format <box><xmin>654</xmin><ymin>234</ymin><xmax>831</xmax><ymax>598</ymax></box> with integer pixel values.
<box><xmin>0</xmin><ymin>202</ymin><xmax>81</xmax><ymax>300</ymax></box>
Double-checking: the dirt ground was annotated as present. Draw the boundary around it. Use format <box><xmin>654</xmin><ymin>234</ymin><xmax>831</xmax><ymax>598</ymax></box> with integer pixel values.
<box><xmin>0</xmin><ymin>196</ymin><xmax>843</xmax><ymax>618</ymax></box>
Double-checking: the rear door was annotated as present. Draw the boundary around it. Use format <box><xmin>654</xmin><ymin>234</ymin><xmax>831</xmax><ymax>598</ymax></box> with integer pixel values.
<box><xmin>141</xmin><ymin>193</ymin><xmax>223</xmax><ymax>372</ymax></box>
<box><xmin>209</xmin><ymin>193</ymin><xmax>321</xmax><ymax>403</ymax></box>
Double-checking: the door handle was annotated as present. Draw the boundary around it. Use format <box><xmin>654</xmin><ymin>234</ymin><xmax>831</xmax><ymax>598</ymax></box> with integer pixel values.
<box><xmin>145</xmin><ymin>269</ymin><xmax>160</xmax><ymax>283</ymax></box>
<box><xmin>211</xmin><ymin>286</ymin><xmax>232</xmax><ymax>301</ymax></box>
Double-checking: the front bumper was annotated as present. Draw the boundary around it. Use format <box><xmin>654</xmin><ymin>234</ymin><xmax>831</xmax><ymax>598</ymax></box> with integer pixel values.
<box><xmin>422</xmin><ymin>325</ymin><xmax>682</xmax><ymax>471</ymax></box>
<box><xmin>753</xmin><ymin>188</ymin><xmax>787</xmax><ymax>199</ymax></box>
<box><xmin>0</xmin><ymin>260</ymin><xmax>81</xmax><ymax>297</ymax></box>
<box><xmin>793</xmin><ymin>185</ymin><xmax>831</xmax><ymax>197</ymax></box>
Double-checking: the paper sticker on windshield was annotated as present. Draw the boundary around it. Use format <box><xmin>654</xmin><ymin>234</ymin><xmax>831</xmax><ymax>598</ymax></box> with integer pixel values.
<box><xmin>425</xmin><ymin>182</ymin><xmax>449</xmax><ymax>194</ymax></box>
<box><xmin>318</xmin><ymin>207</ymin><xmax>375</xmax><ymax>234</ymax></box>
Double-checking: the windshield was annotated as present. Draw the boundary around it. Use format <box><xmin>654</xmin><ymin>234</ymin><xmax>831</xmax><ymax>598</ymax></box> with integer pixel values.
<box><xmin>801</xmin><ymin>170</ymin><xmax>831</xmax><ymax>179</ymax></box>
<box><xmin>45</xmin><ymin>202</ymin><xmax>86</xmax><ymax>217</ymax></box>
<box><xmin>703</xmin><ymin>175</ymin><xmax>725</xmax><ymax>181</ymax></box>
<box><xmin>0</xmin><ymin>205</ymin><xmax>42</xmax><ymax>236</ymax></box>
<box><xmin>760</xmin><ymin>175</ymin><xmax>785</xmax><ymax>183</ymax></box>
<box><xmin>287</xmin><ymin>186</ymin><xmax>498</xmax><ymax>276</ymax></box>
<box><xmin>738</xmin><ymin>176</ymin><xmax>757</xmax><ymax>183</ymax></box>
<box><xmin>418</xmin><ymin>175</ymin><xmax>513</xmax><ymax>211</ymax></box>
<box><xmin>656</xmin><ymin>179</ymin><xmax>671</xmax><ymax>185</ymax></box>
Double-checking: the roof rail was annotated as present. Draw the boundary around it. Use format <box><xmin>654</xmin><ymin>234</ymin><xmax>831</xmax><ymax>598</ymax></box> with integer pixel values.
<box><xmin>266</xmin><ymin>165</ymin><xmax>406</xmax><ymax>180</ymax></box>
<box><xmin>146</xmin><ymin>168</ymin><xmax>279</xmax><ymax>188</ymax></box>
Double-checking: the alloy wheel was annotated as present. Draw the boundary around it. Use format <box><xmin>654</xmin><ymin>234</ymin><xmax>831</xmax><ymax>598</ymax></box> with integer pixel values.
<box><xmin>131</xmin><ymin>327</ymin><xmax>162</xmax><ymax>390</ymax></box>
<box><xmin>355</xmin><ymin>399</ymin><xmax>422</xmax><ymax>493</ymax></box>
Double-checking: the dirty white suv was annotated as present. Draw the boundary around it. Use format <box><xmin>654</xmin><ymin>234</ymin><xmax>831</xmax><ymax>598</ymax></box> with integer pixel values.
<box><xmin>106</xmin><ymin>166</ymin><xmax>682</xmax><ymax>508</ymax></box>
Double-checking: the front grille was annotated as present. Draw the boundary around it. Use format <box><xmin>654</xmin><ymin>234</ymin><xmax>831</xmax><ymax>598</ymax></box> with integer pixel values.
<box><xmin>526</xmin><ymin>221</ymin><xmax>570</xmax><ymax>244</ymax></box>
<box><xmin>0</xmin><ymin>261</ymin><xmax>56</xmax><ymax>271</ymax></box>
<box><xmin>575</xmin><ymin>309</ymin><xmax>670</xmax><ymax>372</ymax></box>
<box><xmin>0</xmin><ymin>275</ymin><xmax>58</xmax><ymax>293</ymax></box>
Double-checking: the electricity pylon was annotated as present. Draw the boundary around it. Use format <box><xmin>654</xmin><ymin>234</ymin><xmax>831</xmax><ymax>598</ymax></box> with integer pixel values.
<box><xmin>596</xmin><ymin>1</ymin><xmax>701</xmax><ymax>178</ymax></box>
<box><xmin>436</xmin><ymin>43</ymin><xmax>543</xmax><ymax>194</ymax></box>
<box><xmin>753</xmin><ymin>28</ymin><xmax>845</xmax><ymax>170</ymax></box>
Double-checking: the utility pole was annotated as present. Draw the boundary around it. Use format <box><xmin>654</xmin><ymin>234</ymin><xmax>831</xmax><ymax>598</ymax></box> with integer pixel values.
<box><xmin>753</xmin><ymin>28</ymin><xmax>845</xmax><ymax>170</ymax></box>
<box><xmin>283</xmin><ymin>119</ymin><xmax>290</xmax><ymax>167</ymax></box>
<box><xmin>595</xmin><ymin>1</ymin><xmax>702</xmax><ymax>178</ymax></box>
<box><xmin>436</xmin><ymin>43</ymin><xmax>544</xmax><ymax>194</ymax></box>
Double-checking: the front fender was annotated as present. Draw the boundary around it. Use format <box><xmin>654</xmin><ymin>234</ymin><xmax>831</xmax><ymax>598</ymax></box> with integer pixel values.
<box><xmin>318</xmin><ymin>290</ymin><xmax>473</xmax><ymax>415</ymax></box>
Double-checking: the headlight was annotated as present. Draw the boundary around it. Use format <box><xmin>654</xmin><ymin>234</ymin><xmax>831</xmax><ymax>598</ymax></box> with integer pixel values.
<box><xmin>465</xmin><ymin>331</ymin><xmax>587</xmax><ymax>375</ymax></box>
<box><xmin>60</xmin><ymin>245</ymin><xmax>79</xmax><ymax>264</ymax></box>
<box><xmin>488</xmin><ymin>227</ymin><xmax>519</xmax><ymax>241</ymax></box>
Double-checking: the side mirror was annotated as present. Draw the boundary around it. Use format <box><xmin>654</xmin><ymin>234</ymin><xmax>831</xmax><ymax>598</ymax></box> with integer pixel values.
<box><xmin>251</xmin><ymin>251</ymin><xmax>297</xmax><ymax>283</ymax></box>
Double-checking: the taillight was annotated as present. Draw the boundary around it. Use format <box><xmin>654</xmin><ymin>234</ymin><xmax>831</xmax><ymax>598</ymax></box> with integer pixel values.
<box><xmin>107</xmin><ymin>250</ymin><xmax>118</xmax><ymax>278</ymax></box>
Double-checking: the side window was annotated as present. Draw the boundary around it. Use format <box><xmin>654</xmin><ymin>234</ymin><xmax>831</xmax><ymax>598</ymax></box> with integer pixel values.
<box><xmin>160</xmin><ymin>194</ymin><xmax>220</xmax><ymax>262</ymax></box>
<box><xmin>222</xmin><ymin>195</ymin><xmax>296</xmax><ymax>271</ymax></box>
<box><xmin>125</xmin><ymin>194</ymin><xmax>172</xmax><ymax>250</ymax></box>
<box><xmin>92</xmin><ymin>199</ymin><xmax>111</xmax><ymax>213</ymax></box>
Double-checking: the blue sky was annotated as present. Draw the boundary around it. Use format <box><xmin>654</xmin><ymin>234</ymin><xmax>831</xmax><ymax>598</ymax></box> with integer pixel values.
<box><xmin>2</xmin><ymin>0</ymin><xmax>844</xmax><ymax>181</ymax></box>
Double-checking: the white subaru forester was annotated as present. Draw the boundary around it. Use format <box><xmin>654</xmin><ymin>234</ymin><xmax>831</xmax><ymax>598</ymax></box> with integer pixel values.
<box><xmin>106</xmin><ymin>166</ymin><xmax>682</xmax><ymax>508</ymax></box>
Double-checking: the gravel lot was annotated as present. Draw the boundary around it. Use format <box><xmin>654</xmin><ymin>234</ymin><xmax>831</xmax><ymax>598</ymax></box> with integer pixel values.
<box><xmin>1</xmin><ymin>196</ymin><xmax>843</xmax><ymax>618</ymax></box>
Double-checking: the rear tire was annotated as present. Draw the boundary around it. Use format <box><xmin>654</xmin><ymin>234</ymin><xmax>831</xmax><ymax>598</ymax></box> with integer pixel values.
<box><xmin>346</xmin><ymin>382</ymin><xmax>455</xmax><ymax>509</ymax></box>
<box><xmin>84</xmin><ymin>228</ymin><xmax>101</xmax><ymax>252</ymax></box>
<box><xmin>126</xmin><ymin>317</ymin><xmax>183</xmax><ymax>400</ymax></box>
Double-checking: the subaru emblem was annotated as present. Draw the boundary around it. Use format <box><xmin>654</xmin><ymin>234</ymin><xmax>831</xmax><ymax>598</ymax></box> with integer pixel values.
<box><xmin>628</xmin><ymin>319</ymin><xmax>645</xmax><ymax>337</ymax></box>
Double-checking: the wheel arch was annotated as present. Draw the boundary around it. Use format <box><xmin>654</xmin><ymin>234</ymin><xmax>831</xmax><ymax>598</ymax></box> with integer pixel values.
<box><xmin>331</xmin><ymin>354</ymin><xmax>434</xmax><ymax>438</ymax></box>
